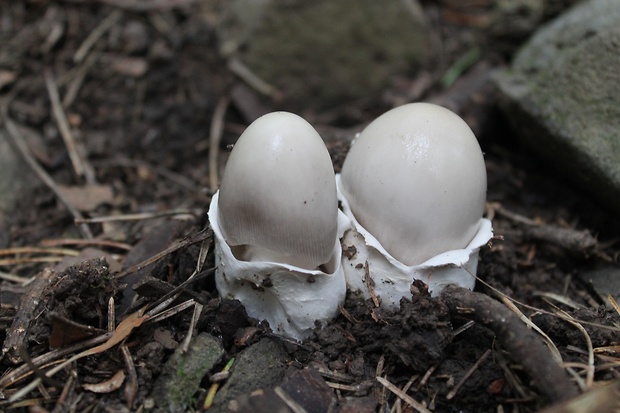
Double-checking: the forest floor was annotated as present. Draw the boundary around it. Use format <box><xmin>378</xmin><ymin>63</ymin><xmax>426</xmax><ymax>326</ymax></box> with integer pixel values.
<box><xmin>1</xmin><ymin>1</ymin><xmax>619</xmax><ymax>412</ymax></box>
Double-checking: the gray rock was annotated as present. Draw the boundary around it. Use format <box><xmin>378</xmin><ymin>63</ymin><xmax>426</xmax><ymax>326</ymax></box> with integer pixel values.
<box><xmin>150</xmin><ymin>333</ymin><xmax>225</xmax><ymax>413</ymax></box>
<box><xmin>582</xmin><ymin>266</ymin><xmax>620</xmax><ymax>305</ymax></box>
<box><xmin>494</xmin><ymin>0</ymin><xmax>620</xmax><ymax>213</ymax></box>
<box><xmin>218</xmin><ymin>0</ymin><xmax>429</xmax><ymax>110</ymax></box>
<box><xmin>211</xmin><ymin>337</ymin><xmax>290</xmax><ymax>412</ymax></box>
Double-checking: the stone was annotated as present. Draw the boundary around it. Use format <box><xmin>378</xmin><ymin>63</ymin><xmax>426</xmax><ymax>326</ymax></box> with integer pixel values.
<box><xmin>218</xmin><ymin>0</ymin><xmax>429</xmax><ymax>110</ymax></box>
<box><xmin>228</xmin><ymin>368</ymin><xmax>337</xmax><ymax>413</ymax></box>
<box><xmin>150</xmin><ymin>333</ymin><xmax>225</xmax><ymax>413</ymax></box>
<box><xmin>582</xmin><ymin>266</ymin><xmax>620</xmax><ymax>305</ymax></box>
<box><xmin>494</xmin><ymin>0</ymin><xmax>620</xmax><ymax>213</ymax></box>
<box><xmin>210</xmin><ymin>337</ymin><xmax>290</xmax><ymax>412</ymax></box>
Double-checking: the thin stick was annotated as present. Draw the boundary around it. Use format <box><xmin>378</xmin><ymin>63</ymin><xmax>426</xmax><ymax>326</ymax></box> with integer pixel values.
<box><xmin>0</xmin><ymin>332</ymin><xmax>113</xmax><ymax>389</ymax></box>
<box><xmin>145</xmin><ymin>299</ymin><xmax>197</xmax><ymax>325</ymax></box>
<box><xmin>180</xmin><ymin>302</ymin><xmax>203</xmax><ymax>353</ymax></box>
<box><xmin>144</xmin><ymin>268</ymin><xmax>214</xmax><ymax>317</ymax></box>
<box><xmin>0</xmin><ymin>270</ymin><xmax>33</xmax><ymax>284</ymax></box>
<box><xmin>376</xmin><ymin>376</ymin><xmax>431</xmax><ymax>413</ymax></box>
<box><xmin>227</xmin><ymin>57</ymin><xmax>281</xmax><ymax>98</ymax></box>
<box><xmin>194</xmin><ymin>232</ymin><xmax>211</xmax><ymax>274</ymax></box>
<box><xmin>75</xmin><ymin>209</ymin><xmax>198</xmax><ymax>224</ymax></box>
<box><xmin>446</xmin><ymin>349</ymin><xmax>491</xmax><ymax>400</ymax></box>
<box><xmin>499</xmin><ymin>295</ymin><xmax>563</xmax><ymax>362</ymax></box>
<box><xmin>52</xmin><ymin>369</ymin><xmax>77</xmax><ymax>413</ymax></box>
<box><xmin>97</xmin><ymin>0</ymin><xmax>197</xmax><ymax>11</ymax></box>
<box><xmin>0</xmin><ymin>247</ymin><xmax>79</xmax><ymax>256</ymax></box>
<box><xmin>390</xmin><ymin>375</ymin><xmax>419</xmax><ymax>413</ymax></box>
<box><xmin>417</xmin><ymin>365</ymin><xmax>436</xmax><ymax>388</ymax></box>
<box><xmin>63</xmin><ymin>52</ymin><xmax>100</xmax><ymax>108</ymax></box>
<box><xmin>208</xmin><ymin>96</ymin><xmax>230</xmax><ymax>192</ymax></box>
<box><xmin>17</xmin><ymin>346</ymin><xmax>64</xmax><ymax>389</ymax></box>
<box><xmin>40</xmin><ymin>238</ymin><xmax>132</xmax><ymax>251</ymax></box>
<box><xmin>120</xmin><ymin>345</ymin><xmax>139</xmax><ymax>408</ymax></box>
<box><xmin>364</xmin><ymin>261</ymin><xmax>380</xmax><ymax>308</ymax></box>
<box><xmin>44</xmin><ymin>70</ymin><xmax>96</xmax><ymax>184</ymax></box>
<box><xmin>74</xmin><ymin>10</ymin><xmax>122</xmax><ymax>63</ymax></box>
<box><xmin>0</xmin><ymin>256</ymin><xmax>63</xmax><ymax>266</ymax></box>
<box><xmin>556</xmin><ymin>308</ymin><xmax>595</xmax><ymax>389</ymax></box>
<box><xmin>2</xmin><ymin>110</ymin><xmax>93</xmax><ymax>239</ymax></box>
<box><xmin>113</xmin><ymin>229</ymin><xmax>211</xmax><ymax>279</ymax></box>
<box><xmin>107</xmin><ymin>297</ymin><xmax>116</xmax><ymax>332</ymax></box>
<box><xmin>274</xmin><ymin>386</ymin><xmax>309</xmax><ymax>413</ymax></box>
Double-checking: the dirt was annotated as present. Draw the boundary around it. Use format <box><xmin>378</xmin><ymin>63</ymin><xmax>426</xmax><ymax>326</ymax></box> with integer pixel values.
<box><xmin>1</xmin><ymin>1</ymin><xmax>620</xmax><ymax>413</ymax></box>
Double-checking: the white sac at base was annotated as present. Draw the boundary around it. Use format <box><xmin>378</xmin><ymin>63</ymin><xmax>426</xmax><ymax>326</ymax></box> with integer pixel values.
<box><xmin>208</xmin><ymin>191</ymin><xmax>349</xmax><ymax>341</ymax></box>
<box><xmin>337</xmin><ymin>176</ymin><xmax>493</xmax><ymax>309</ymax></box>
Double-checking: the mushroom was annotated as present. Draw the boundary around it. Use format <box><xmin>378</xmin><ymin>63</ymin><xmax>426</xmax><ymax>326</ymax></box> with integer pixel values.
<box><xmin>208</xmin><ymin>111</ymin><xmax>349</xmax><ymax>340</ymax></box>
<box><xmin>337</xmin><ymin>103</ymin><xmax>493</xmax><ymax>306</ymax></box>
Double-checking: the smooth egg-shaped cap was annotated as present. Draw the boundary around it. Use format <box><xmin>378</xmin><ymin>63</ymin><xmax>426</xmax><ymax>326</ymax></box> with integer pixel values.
<box><xmin>339</xmin><ymin>103</ymin><xmax>487</xmax><ymax>266</ymax></box>
<box><xmin>218</xmin><ymin>112</ymin><xmax>338</xmax><ymax>270</ymax></box>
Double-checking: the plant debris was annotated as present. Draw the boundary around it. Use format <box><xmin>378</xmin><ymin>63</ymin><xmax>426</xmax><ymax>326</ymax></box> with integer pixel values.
<box><xmin>1</xmin><ymin>1</ymin><xmax>620</xmax><ymax>412</ymax></box>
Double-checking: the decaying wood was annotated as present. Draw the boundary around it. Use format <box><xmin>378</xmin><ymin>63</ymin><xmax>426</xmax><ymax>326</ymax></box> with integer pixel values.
<box><xmin>2</xmin><ymin>268</ymin><xmax>57</xmax><ymax>364</ymax></box>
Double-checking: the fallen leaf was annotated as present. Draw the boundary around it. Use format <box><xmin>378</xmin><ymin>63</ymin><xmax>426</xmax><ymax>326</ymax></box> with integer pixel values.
<box><xmin>83</xmin><ymin>370</ymin><xmax>126</xmax><ymax>393</ymax></box>
<box><xmin>49</xmin><ymin>312</ymin><xmax>106</xmax><ymax>349</ymax></box>
<box><xmin>104</xmin><ymin>54</ymin><xmax>148</xmax><ymax>77</ymax></box>
<box><xmin>0</xmin><ymin>70</ymin><xmax>16</xmax><ymax>89</ymax></box>
<box><xmin>57</xmin><ymin>184</ymin><xmax>115</xmax><ymax>211</ymax></box>
<box><xmin>82</xmin><ymin>307</ymin><xmax>149</xmax><ymax>357</ymax></box>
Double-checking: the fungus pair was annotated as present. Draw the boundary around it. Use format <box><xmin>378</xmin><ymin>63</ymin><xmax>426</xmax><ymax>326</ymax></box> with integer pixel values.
<box><xmin>208</xmin><ymin>103</ymin><xmax>493</xmax><ymax>340</ymax></box>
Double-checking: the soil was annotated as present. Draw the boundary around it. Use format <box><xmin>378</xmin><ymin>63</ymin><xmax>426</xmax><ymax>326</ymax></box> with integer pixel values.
<box><xmin>1</xmin><ymin>1</ymin><xmax>620</xmax><ymax>413</ymax></box>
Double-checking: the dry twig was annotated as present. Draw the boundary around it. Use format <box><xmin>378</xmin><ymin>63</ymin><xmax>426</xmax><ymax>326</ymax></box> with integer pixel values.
<box><xmin>73</xmin><ymin>10</ymin><xmax>122</xmax><ymax>63</ymax></box>
<box><xmin>113</xmin><ymin>228</ymin><xmax>211</xmax><ymax>280</ymax></box>
<box><xmin>75</xmin><ymin>209</ymin><xmax>198</xmax><ymax>224</ymax></box>
<box><xmin>44</xmin><ymin>70</ymin><xmax>96</xmax><ymax>184</ymax></box>
<box><xmin>446</xmin><ymin>348</ymin><xmax>491</xmax><ymax>400</ymax></box>
<box><xmin>120</xmin><ymin>345</ymin><xmax>138</xmax><ymax>408</ymax></box>
<box><xmin>228</xmin><ymin>57</ymin><xmax>282</xmax><ymax>98</ymax></box>
<box><xmin>98</xmin><ymin>0</ymin><xmax>197</xmax><ymax>11</ymax></box>
<box><xmin>376</xmin><ymin>376</ymin><xmax>431</xmax><ymax>413</ymax></box>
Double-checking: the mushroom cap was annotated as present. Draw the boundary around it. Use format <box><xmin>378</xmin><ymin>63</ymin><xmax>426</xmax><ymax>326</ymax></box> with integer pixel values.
<box><xmin>218</xmin><ymin>111</ymin><xmax>338</xmax><ymax>269</ymax></box>
<box><xmin>339</xmin><ymin>103</ymin><xmax>487</xmax><ymax>266</ymax></box>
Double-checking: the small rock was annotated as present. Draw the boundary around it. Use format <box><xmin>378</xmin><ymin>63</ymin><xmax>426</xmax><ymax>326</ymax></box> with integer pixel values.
<box><xmin>582</xmin><ymin>266</ymin><xmax>620</xmax><ymax>305</ymax></box>
<box><xmin>230</xmin><ymin>368</ymin><xmax>337</xmax><ymax>413</ymax></box>
<box><xmin>494</xmin><ymin>0</ymin><xmax>620</xmax><ymax>213</ymax></box>
<box><xmin>337</xmin><ymin>396</ymin><xmax>378</xmax><ymax>413</ymax></box>
<box><xmin>150</xmin><ymin>333</ymin><xmax>225</xmax><ymax>413</ymax></box>
<box><xmin>218</xmin><ymin>0</ymin><xmax>429</xmax><ymax>110</ymax></box>
<box><xmin>211</xmin><ymin>337</ymin><xmax>290</xmax><ymax>412</ymax></box>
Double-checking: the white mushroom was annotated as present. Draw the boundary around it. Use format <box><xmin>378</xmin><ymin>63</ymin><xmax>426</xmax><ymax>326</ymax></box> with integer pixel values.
<box><xmin>218</xmin><ymin>112</ymin><xmax>338</xmax><ymax>270</ymax></box>
<box><xmin>209</xmin><ymin>111</ymin><xmax>349</xmax><ymax>340</ymax></box>
<box><xmin>338</xmin><ymin>103</ymin><xmax>493</xmax><ymax>305</ymax></box>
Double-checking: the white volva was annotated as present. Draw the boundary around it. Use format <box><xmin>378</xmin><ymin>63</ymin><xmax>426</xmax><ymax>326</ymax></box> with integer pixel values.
<box><xmin>210</xmin><ymin>112</ymin><xmax>348</xmax><ymax>340</ymax></box>
<box><xmin>338</xmin><ymin>103</ymin><xmax>493</xmax><ymax>306</ymax></box>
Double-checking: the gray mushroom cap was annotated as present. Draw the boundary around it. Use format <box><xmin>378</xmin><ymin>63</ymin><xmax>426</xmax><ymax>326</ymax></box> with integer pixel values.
<box><xmin>339</xmin><ymin>103</ymin><xmax>487</xmax><ymax>266</ymax></box>
<box><xmin>217</xmin><ymin>111</ymin><xmax>338</xmax><ymax>270</ymax></box>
